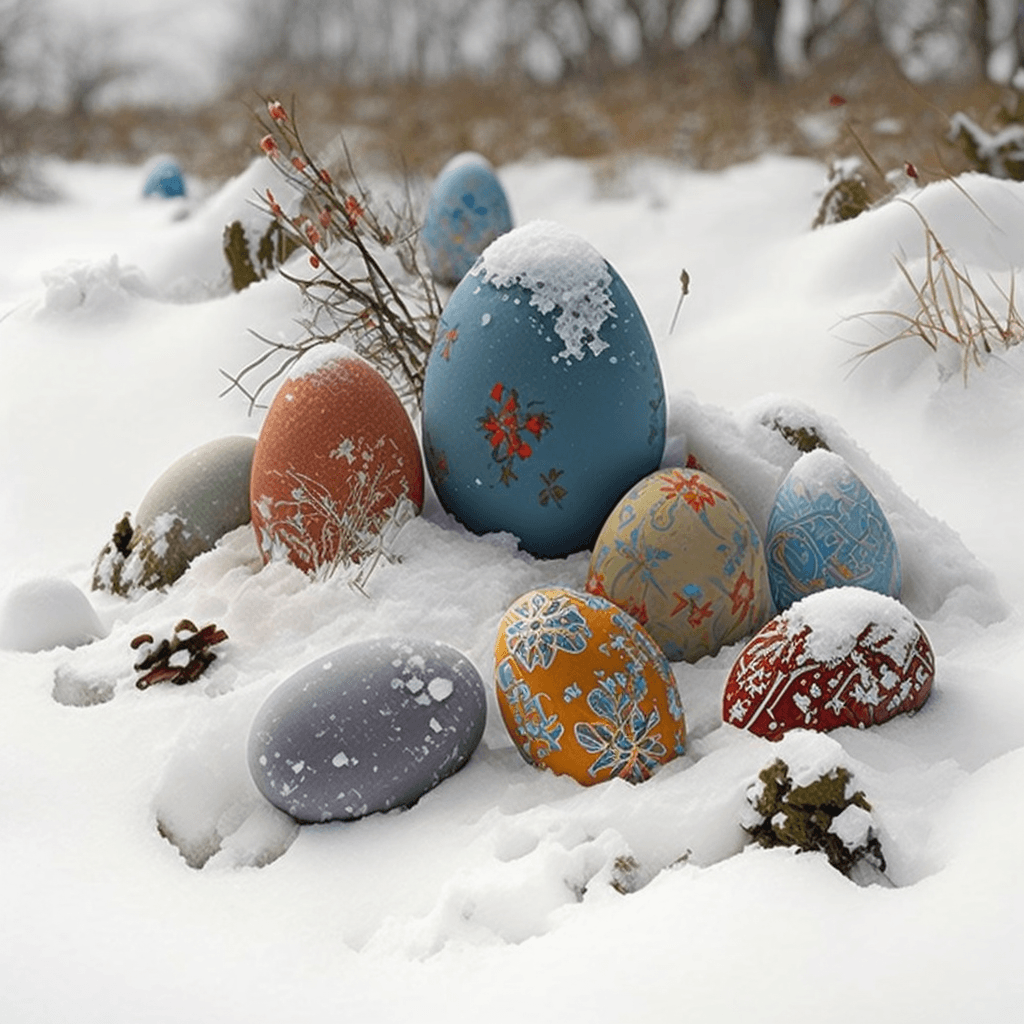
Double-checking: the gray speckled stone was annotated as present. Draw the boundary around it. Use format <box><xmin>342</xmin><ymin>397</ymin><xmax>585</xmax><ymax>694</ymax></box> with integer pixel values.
<box><xmin>247</xmin><ymin>637</ymin><xmax>487</xmax><ymax>824</ymax></box>
<box><xmin>135</xmin><ymin>435</ymin><xmax>256</xmax><ymax>555</ymax></box>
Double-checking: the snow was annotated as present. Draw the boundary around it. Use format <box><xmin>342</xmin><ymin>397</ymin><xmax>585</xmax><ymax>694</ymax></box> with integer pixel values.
<box><xmin>0</xmin><ymin>577</ymin><xmax>105</xmax><ymax>652</ymax></box>
<box><xmin>786</xmin><ymin>589</ymin><xmax>919</xmax><ymax>665</ymax></box>
<box><xmin>3</xmin><ymin>151</ymin><xmax>1024</xmax><ymax>1022</ymax></box>
<box><xmin>476</xmin><ymin>219</ymin><xmax>615</xmax><ymax>361</ymax></box>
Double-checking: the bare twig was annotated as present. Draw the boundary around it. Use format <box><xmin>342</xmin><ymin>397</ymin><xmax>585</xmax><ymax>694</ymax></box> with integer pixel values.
<box><xmin>220</xmin><ymin>98</ymin><xmax>440</xmax><ymax>414</ymax></box>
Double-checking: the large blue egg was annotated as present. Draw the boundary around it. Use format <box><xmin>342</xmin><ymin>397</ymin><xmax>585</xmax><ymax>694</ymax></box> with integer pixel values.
<box><xmin>765</xmin><ymin>449</ymin><xmax>902</xmax><ymax>612</ymax></box>
<box><xmin>422</xmin><ymin>154</ymin><xmax>513</xmax><ymax>286</ymax></box>
<box><xmin>421</xmin><ymin>221</ymin><xmax>666</xmax><ymax>559</ymax></box>
<box><xmin>248</xmin><ymin>637</ymin><xmax>487</xmax><ymax>824</ymax></box>
<box><xmin>143</xmin><ymin>158</ymin><xmax>186</xmax><ymax>198</ymax></box>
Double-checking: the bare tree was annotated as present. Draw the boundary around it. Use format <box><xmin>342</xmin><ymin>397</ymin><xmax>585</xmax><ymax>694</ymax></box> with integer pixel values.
<box><xmin>0</xmin><ymin>0</ymin><xmax>45</xmax><ymax>194</ymax></box>
<box><xmin>750</xmin><ymin>0</ymin><xmax>783</xmax><ymax>78</ymax></box>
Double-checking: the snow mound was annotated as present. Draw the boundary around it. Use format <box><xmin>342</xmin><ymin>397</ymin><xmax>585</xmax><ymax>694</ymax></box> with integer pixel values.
<box><xmin>665</xmin><ymin>391</ymin><xmax>1007</xmax><ymax>626</ymax></box>
<box><xmin>0</xmin><ymin>577</ymin><xmax>105</xmax><ymax>652</ymax></box>
<box><xmin>36</xmin><ymin>255</ymin><xmax>153</xmax><ymax>319</ymax></box>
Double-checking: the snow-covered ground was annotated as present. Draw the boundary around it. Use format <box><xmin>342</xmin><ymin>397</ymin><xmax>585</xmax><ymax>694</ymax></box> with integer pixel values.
<box><xmin>2</xmin><ymin>149</ymin><xmax>1024</xmax><ymax>1022</ymax></box>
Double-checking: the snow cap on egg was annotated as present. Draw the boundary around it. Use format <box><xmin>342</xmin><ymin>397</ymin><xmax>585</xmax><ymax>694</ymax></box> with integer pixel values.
<box><xmin>476</xmin><ymin>219</ymin><xmax>615</xmax><ymax>363</ymax></box>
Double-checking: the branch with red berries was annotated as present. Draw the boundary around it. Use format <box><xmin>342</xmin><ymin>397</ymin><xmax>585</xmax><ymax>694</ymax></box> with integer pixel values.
<box><xmin>222</xmin><ymin>98</ymin><xmax>442</xmax><ymax>413</ymax></box>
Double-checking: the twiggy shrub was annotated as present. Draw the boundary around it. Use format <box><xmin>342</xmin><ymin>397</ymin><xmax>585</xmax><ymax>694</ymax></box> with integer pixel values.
<box><xmin>221</xmin><ymin>99</ymin><xmax>441</xmax><ymax>413</ymax></box>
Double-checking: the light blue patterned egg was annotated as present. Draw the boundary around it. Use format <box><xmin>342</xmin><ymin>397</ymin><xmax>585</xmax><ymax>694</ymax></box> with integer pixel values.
<box><xmin>765</xmin><ymin>450</ymin><xmax>901</xmax><ymax>612</ymax></box>
<box><xmin>421</xmin><ymin>220</ymin><xmax>666</xmax><ymax>559</ymax></box>
<box><xmin>421</xmin><ymin>153</ymin><xmax>513</xmax><ymax>286</ymax></box>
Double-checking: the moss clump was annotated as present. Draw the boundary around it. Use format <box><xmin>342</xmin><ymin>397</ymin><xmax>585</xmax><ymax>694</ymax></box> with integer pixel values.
<box><xmin>222</xmin><ymin>219</ymin><xmax>299</xmax><ymax>292</ymax></box>
<box><xmin>813</xmin><ymin>168</ymin><xmax>873</xmax><ymax>228</ymax></box>
<box><xmin>91</xmin><ymin>513</ymin><xmax>193</xmax><ymax>596</ymax></box>
<box><xmin>768</xmin><ymin>418</ymin><xmax>830</xmax><ymax>453</ymax></box>
<box><xmin>744</xmin><ymin>758</ymin><xmax>886</xmax><ymax>878</ymax></box>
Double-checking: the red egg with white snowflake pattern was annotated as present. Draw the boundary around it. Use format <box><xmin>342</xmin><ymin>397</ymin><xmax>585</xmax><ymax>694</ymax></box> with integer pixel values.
<box><xmin>722</xmin><ymin>587</ymin><xmax>934</xmax><ymax>740</ymax></box>
<box><xmin>250</xmin><ymin>348</ymin><xmax>423</xmax><ymax>575</ymax></box>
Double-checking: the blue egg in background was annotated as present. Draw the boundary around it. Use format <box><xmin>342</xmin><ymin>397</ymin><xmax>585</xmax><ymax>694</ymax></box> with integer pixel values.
<box><xmin>422</xmin><ymin>153</ymin><xmax>513</xmax><ymax>286</ymax></box>
<box><xmin>421</xmin><ymin>220</ymin><xmax>666</xmax><ymax>559</ymax></box>
<box><xmin>765</xmin><ymin>449</ymin><xmax>902</xmax><ymax>612</ymax></box>
<box><xmin>143</xmin><ymin>158</ymin><xmax>186</xmax><ymax>199</ymax></box>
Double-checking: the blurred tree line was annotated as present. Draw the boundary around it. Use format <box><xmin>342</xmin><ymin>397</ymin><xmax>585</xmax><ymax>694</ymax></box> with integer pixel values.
<box><xmin>3</xmin><ymin>0</ymin><xmax>1024</xmax><ymax>189</ymax></box>
<box><xmin>223</xmin><ymin>0</ymin><xmax>1024</xmax><ymax>88</ymax></box>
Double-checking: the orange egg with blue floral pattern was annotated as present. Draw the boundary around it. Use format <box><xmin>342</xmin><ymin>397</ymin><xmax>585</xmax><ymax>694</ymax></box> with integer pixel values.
<box><xmin>587</xmin><ymin>467</ymin><xmax>772</xmax><ymax>663</ymax></box>
<box><xmin>494</xmin><ymin>586</ymin><xmax>686</xmax><ymax>786</ymax></box>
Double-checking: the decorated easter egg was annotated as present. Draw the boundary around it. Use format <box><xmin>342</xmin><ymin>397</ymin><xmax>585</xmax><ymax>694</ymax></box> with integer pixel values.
<box><xmin>421</xmin><ymin>221</ymin><xmax>666</xmax><ymax>558</ymax></box>
<box><xmin>494</xmin><ymin>586</ymin><xmax>686</xmax><ymax>785</ymax></box>
<box><xmin>92</xmin><ymin>435</ymin><xmax>256</xmax><ymax>594</ymax></box>
<box><xmin>422</xmin><ymin>153</ymin><xmax>513</xmax><ymax>286</ymax></box>
<box><xmin>587</xmin><ymin>467</ymin><xmax>772</xmax><ymax>662</ymax></box>
<box><xmin>0</xmin><ymin>578</ymin><xmax>104</xmax><ymax>652</ymax></box>
<box><xmin>248</xmin><ymin>637</ymin><xmax>487</xmax><ymax>823</ymax></box>
<box><xmin>766</xmin><ymin>449</ymin><xmax>901</xmax><ymax>612</ymax></box>
<box><xmin>250</xmin><ymin>348</ymin><xmax>423</xmax><ymax>575</ymax></box>
<box><xmin>722</xmin><ymin>587</ymin><xmax>934</xmax><ymax>740</ymax></box>
<box><xmin>143</xmin><ymin>158</ymin><xmax>186</xmax><ymax>198</ymax></box>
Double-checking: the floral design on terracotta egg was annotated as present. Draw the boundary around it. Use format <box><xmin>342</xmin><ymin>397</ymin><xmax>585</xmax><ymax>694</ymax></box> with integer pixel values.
<box><xmin>587</xmin><ymin>467</ymin><xmax>772</xmax><ymax>662</ymax></box>
<box><xmin>722</xmin><ymin>587</ymin><xmax>934</xmax><ymax>740</ymax></box>
<box><xmin>250</xmin><ymin>348</ymin><xmax>423</xmax><ymax>576</ymax></box>
<box><xmin>494</xmin><ymin>586</ymin><xmax>686</xmax><ymax>785</ymax></box>
<box><xmin>421</xmin><ymin>153</ymin><xmax>513</xmax><ymax>286</ymax></box>
<box><xmin>766</xmin><ymin>449</ymin><xmax>901</xmax><ymax>612</ymax></box>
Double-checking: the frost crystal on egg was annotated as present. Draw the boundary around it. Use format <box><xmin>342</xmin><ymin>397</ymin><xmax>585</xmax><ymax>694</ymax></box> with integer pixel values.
<box><xmin>477</xmin><ymin>220</ymin><xmax>616</xmax><ymax>363</ymax></box>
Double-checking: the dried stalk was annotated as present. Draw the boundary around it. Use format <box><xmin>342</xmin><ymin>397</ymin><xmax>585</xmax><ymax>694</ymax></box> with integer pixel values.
<box><xmin>845</xmin><ymin>200</ymin><xmax>1023</xmax><ymax>384</ymax></box>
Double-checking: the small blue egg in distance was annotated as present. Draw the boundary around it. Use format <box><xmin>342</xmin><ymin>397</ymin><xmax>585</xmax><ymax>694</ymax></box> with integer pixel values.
<box><xmin>142</xmin><ymin>158</ymin><xmax>186</xmax><ymax>199</ymax></box>
<box><xmin>421</xmin><ymin>220</ymin><xmax>667</xmax><ymax>559</ymax></box>
<box><xmin>422</xmin><ymin>153</ymin><xmax>513</xmax><ymax>286</ymax></box>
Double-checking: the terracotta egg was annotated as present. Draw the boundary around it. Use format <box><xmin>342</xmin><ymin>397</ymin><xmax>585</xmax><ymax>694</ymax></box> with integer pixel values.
<box><xmin>421</xmin><ymin>221</ymin><xmax>666</xmax><ymax>558</ymax></box>
<box><xmin>586</xmin><ymin>467</ymin><xmax>772</xmax><ymax>663</ymax></box>
<box><xmin>766</xmin><ymin>449</ymin><xmax>901</xmax><ymax>612</ymax></box>
<box><xmin>248</xmin><ymin>637</ymin><xmax>487</xmax><ymax>823</ymax></box>
<box><xmin>250</xmin><ymin>348</ymin><xmax>423</xmax><ymax>575</ymax></box>
<box><xmin>143</xmin><ymin>157</ymin><xmax>186</xmax><ymax>198</ymax></box>
<box><xmin>422</xmin><ymin>153</ymin><xmax>513</xmax><ymax>286</ymax></box>
<box><xmin>494</xmin><ymin>586</ymin><xmax>686</xmax><ymax>785</ymax></box>
<box><xmin>722</xmin><ymin>587</ymin><xmax>934</xmax><ymax>740</ymax></box>
<box><xmin>92</xmin><ymin>435</ymin><xmax>256</xmax><ymax>593</ymax></box>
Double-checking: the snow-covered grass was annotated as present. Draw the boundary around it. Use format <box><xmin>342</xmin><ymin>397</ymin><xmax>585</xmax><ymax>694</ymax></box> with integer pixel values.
<box><xmin>2</xmin><ymin>152</ymin><xmax>1024</xmax><ymax>1022</ymax></box>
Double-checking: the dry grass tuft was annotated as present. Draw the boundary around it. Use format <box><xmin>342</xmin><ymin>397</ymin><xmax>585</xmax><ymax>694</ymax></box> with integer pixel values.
<box><xmin>847</xmin><ymin>200</ymin><xmax>1024</xmax><ymax>384</ymax></box>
